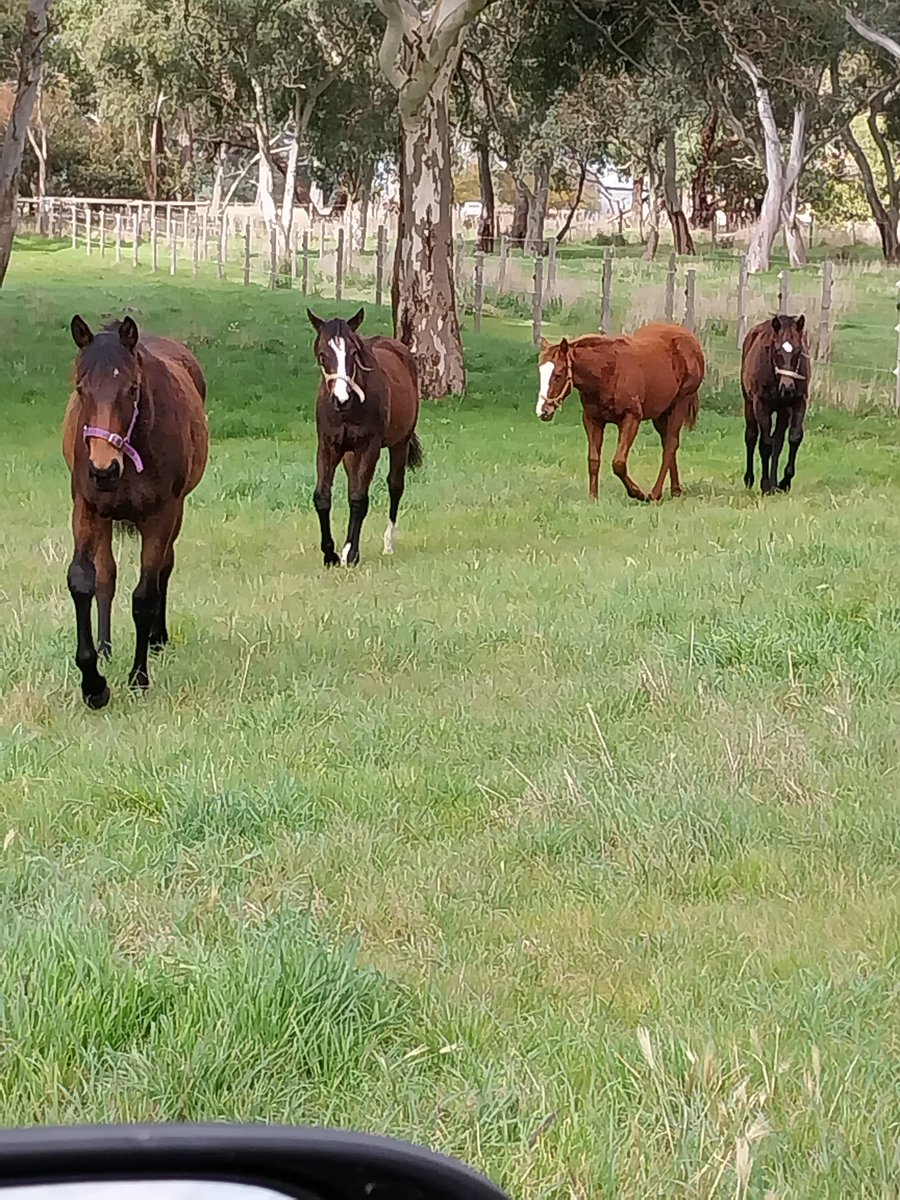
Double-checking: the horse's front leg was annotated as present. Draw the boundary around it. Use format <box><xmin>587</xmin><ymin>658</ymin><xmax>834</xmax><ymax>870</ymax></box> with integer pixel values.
<box><xmin>67</xmin><ymin>498</ymin><xmax>111</xmax><ymax>709</ymax></box>
<box><xmin>314</xmin><ymin>442</ymin><xmax>341</xmax><ymax>567</ymax></box>
<box><xmin>129</xmin><ymin>505</ymin><xmax>181</xmax><ymax>692</ymax></box>
<box><xmin>768</xmin><ymin>408</ymin><xmax>789</xmax><ymax>494</ymax></box>
<box><xmin>611</xmin><ymin>414</ymin><xmax>648</xmax><ymax>502</ymax></box>
<box><xmin>582</xmin><ymin>408</ymin><xmax>605</xmax><ymax>499</ymax></box>
<box><xmin>341</xmin><ymin>445</ymin><xmax>381</xmax><ymax>566</ymax></box>
<box><xmin>95</xmin><ymin>517</ymin><xmax>117</xmax><ymax>658</ymax></box>
<box><xmin>778</xmin><ymin>401</ymin><xmax>806</xmax><ymax>492</ymax></box>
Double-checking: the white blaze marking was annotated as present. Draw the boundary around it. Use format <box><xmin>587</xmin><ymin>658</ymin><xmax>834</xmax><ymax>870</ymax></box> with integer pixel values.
<box><xmin>113</xmin><ymin>368</ymin><xmax>120</xmax><ymax>377</ymax></box>
<box><xmin>383</xmin><ymin>521</ymin><xmax>396</xmax><ymax>555</ymax></box>
<box><xmin>537</xmin><ymin>361</ymin><xmax>554</xmax><ymax>415</ymax></box>
<box><xmin>782</xmin><ymin>341</ymin><xmax>794</xmax><ymax>353</ymax></box>
<box><xmin>340</xmin><ymin>542</ymin><xmax>352</xmax><ymax>566</ymax></box>
<box><xmin>329</xmin><ymin>337</ymin><xmax>349</xmax><ymax>402</ymax></box>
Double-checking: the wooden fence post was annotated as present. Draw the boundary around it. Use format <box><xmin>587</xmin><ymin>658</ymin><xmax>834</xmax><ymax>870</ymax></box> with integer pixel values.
<box><xmin>532</xmin><ymin>256</ymin><xmax>544</xmax><ymax>347</ymax></box>
<box><xmin>99</xmin><ymin>207</ymin><xmax>106</xmax><ymax>257</ymax></box>
<box><xmin>301</xmin><ymin>230</ymin><xmax>309</xmax><ymax>294</ymax></box>
<box><xmin>70</xmin><ymin>204</ymin><xmax>77</xmax><ymax>248</ymax></box>
<box><xmin>497</xmin><ymin>234</ymin><xmax>509</xmax><ymax>294</ymax></box>
<box><xmin>269</xmin><ymin>226</ymin><xmax>278</xmax><ymax>289</ymax></box>
<box><xmin>474</xmin><ymin>250</ymin><xmax>485</xmax><ymax>332</ymax></box>
<box><xmin>166</xmin><ymin>205</ymin><xmax>172</xmax><ymax>242</ymax></box>
<box><xmin>684</xmin><ymin>267</ymin><xmax>696</xmax><ymax>334</ymax></box>
<box><xmin>151</xmin><ymin>207</ymin><xmax>159</xmax><ymax>272</ymax></box>
<box><xmin>664</xmin><ymin>251</ymin><xmax>677</xmax><ymax>322</ymax></box>
<box><xmin>778</xmin><ymin>269</ymin><xmax>791</xmax><ymax>314</ymax></box>
<box><xmin>170</xmin><ymin>220</ymin><xmax>177</xmax><ymax>275</ymax></box>
<box><xmin>290</xmin><ymin>227</ymin><xmax>298</xmax><ymax>288</ymax></box>
<box><xmin>84</xmin><ymin>206</ymin><xmax>92</xmax><ymax>256</ymax></box>
<box><xmin>335</xmin><ymin>227</ymin><xmax>345</xmax><ymax>300</ymax></box>
<box><xmin>546</xmin><ymin>236</ymin><xmax>558</xmax><ymax>303</ymax></box>
<box><xmin>201</xmin><ymin>209</ymin><xmax>209</xmax><ymax>261</ymax></box>
<box><xmin>737</xmin><ymin>255</ymin><xmax>748</xmax><ymax>349</ymax></box>
<box><xmin>243</xmin><ymin>220</ymin><xmax>252</xmax><ymax>285</ymax></box>
<box><xmin>319</xmin><ymin>222</ymin><xmax>326</xmax><ymax>269</ymax></box>
<box><xmin>115</xmin><ymin>213</ymin><xmax>122</xmax><ymax>264</ymax></box>
<box><xmin>375</xmin><ymin>224</ymin><xmax>386</xmax><ymax>307</ymax></box>
<box><xmin>132</xmin><ymin>209</ymin><xmax>140</xmax><ymax>267</ymax></box>
<box><xmin>600</xmin><ymin>245</ymin><xmax>613</xmax><ymax>332</ymax></box>
<box><xmin>454</xmin><ymin>233</ymin><xmax>465</xmax><ymax>297</ymax></box>
<box><xmin>817</xmin><ymin>258</ymin><xmax>833</xmax><ymax>362</ymax></box>
<box><xmin>193</xmin><ymin>214</ymin><xmax>201</xmax><ymax>276</ymax></box>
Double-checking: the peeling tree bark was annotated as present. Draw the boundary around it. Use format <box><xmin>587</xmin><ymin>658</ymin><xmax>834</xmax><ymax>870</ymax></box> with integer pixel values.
<box><xmin>0</xmin><ymin>0</ymin><xmax>52</xmax><ymax>287</ymax></box>
<box><xmin>663</xmin><ymin>131</ymin><xmax>695</xmax><ymax>255</ymax></box>
<box><xmin>510</xmin><ymin>173</ymin><xmax>529</xmax><ymax>245</ymax></box>
<box><xmin>524</xmin><ymin>156</ymin><xmax>550</xmax><ymax>256</ymax></box>
<box><xmin>556</xmin><ymin>159</ymin><xmax>586</xmax><ymax>245</ymax></box>
<box><xmin>374</xmin><ymin>0</ymin><xmax>494</xmax><ymax>398</ymax></box>
<box><xmin>475</xmin><ymin>137</ymin><xmax>494</xmax><ymax>253</ymax></box>
<box><xmin>734</xmin><ymin>48</ymin><xmax>806</xmax><ymax>273</ymax></box>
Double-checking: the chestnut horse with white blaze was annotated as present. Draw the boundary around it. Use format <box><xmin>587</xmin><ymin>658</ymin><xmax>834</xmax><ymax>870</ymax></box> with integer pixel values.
<box><xmin>536</xmin><ymin>322</ymin><xmax>705</xmax><ymax>502</ymax></box>
<box><xmin>308</xmin><ymin>306</ymin><xmax>421</xmax><ymax>567</ymax></box>
<box><xmin>62</xmin><ymin>316</ymin><xmax>208</xmax><ymax>709</ymax></box>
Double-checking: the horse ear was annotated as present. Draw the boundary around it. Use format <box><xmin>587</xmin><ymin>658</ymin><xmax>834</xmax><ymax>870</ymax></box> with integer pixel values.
<box><xmin>348</xmin><ymin>307</ymin><xmax>365</xmax><ymax>332</ymax></box>
<box><xmin>771</xmin><ymin>315</ymin><xmax>781</xmax><ymax>334</ymax></box>
<box><xmin>539</xmin><ymin>337</ymin><xmax>550</xmax><ymax>352</ymax></box>
<box><xmin>307</xmin><ymin>308</ymin><xmax>323</xmax><ymax>333</ymax></box>
<box><xmin>119</xmin><ymin>316</ymin><xmax>139</xmax><ymax>352</ymax></box>
<box><xmin>71</xmin><ymin>315</ymin><xmax>93</xmax><ymax>349</ymax></box>
<box><xmin>796</xmin><ymin>313</ymin><xmax>805</xmax><ymax>332</ymax></box>
<box><xmin>560</xmin><ymin>337</ymin><xmax>569</xmax><ymax>354</ymax></box>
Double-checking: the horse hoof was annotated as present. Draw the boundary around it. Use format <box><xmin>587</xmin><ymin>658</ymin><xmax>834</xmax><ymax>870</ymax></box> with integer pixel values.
<box><xmin>84</xmin><ymin>683</ymin><xmax>110</xmax><ymax>710</ymax></box>
<box><xmin>98</xmin><ymin>641</ymin><xmax>112</xmax><ymax>660</ymax></box>
<box><xmin>128</xmin><ymin>671</ymin><xmax>149</xmax><ymax>692</ymax></box>
<box><xmin>777</xmin><ymin>480</ymin><xmax>792</xmax><ymax>493</ymax></box>
<box><xmin>323</xmin><ymin>551</ymin><xmax>340</xmax><ymax>567</ymax></box>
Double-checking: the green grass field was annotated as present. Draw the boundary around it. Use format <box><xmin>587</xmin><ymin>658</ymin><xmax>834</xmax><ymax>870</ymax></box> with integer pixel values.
<box><xmin>3</xmin><ymin>240</ymin><xmax>900</xmax><ymax>1197</ymax></box>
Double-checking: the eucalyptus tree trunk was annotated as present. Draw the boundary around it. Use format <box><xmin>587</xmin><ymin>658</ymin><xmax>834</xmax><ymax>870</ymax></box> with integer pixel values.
<box><xmin>475</xmin><ymin>138</ymin><xmax>495</xmax><ymax>253</ymax></box>
<box><xmin>510</xmin><ymin>175</ymin><xmax>529</xmax><ymax>245</ymax></box>
<box><xmin>663</xmin><ymin>131</ymin><xmax>695</xmax><ymax>254</ymax></box>
<box><xmin>0</xmin><ymin>0</ymin><xmax>52</xmax><ymax>287</ymax></box>
<box><xmin>376</xmin><ymin>0</ymin><xmax>492</xmax><ymax>398</ymax></box>
<box><xmin>524</xmin><ymin>157</ymin><xmax>550</xmax><ymax>256</ymax></box>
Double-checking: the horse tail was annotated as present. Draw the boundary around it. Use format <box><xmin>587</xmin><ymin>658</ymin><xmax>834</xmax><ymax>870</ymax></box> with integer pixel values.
<box><xmin>407</xmin><ymin>430</ymin><xmax>423</xmax><ymax>470</ymax></box>
<box><xmin>685</xmin><ymin>390</ymin><xmax>701</xmax><ymax>431</ymax></box>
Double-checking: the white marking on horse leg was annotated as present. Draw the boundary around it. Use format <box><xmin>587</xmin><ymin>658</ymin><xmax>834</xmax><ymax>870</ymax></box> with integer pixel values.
<box><xmin>383</xmin><ymin>520</ymin><xmax>396</xmax><ymax>555</ymax></box>
<box><xmin>340</xmin><ymin>542</ymin><xmax>352</xmax><ymax>566</ymax></box>
<box><xmin>329</xmin><ymin>337</ymin><xmax>349</xmax><ymax>402</ymax></box>
<box><xmin>536</xmin><ymin>361</ymin><xmax>554</xmax><ymax>415</ymax></box>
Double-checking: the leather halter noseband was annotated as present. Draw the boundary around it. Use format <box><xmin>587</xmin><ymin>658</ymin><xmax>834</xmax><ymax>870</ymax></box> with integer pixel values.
<box><xmin>83</xmin><ymin>392</ymin><xmax>144</xmax><ymax>473</ymax></box>
<box><xmin>541</xmin><ymin>359</ymin><xmax>573</xmax><ymax>407</ymax></box>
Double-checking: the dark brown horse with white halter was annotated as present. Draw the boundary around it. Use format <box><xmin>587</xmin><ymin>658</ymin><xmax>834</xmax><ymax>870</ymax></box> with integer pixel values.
<box><xmin>536</xmin><ymin>322</ymin><xmax>705</xmax><ymax>502</ymax></box>
<box><xmin>62</xmin><ymin>316</ymin><xmax>208</xmax><ymax>708</ymax></box>
<box><xmin>742</xmin><ymin>313</ymin><xmax>810</xmax><ymax>494</ymax></box>
<box><xmin>308</xmin><ymin>307</ymin><xmax>421</xmax><ymax>567</ymax></box>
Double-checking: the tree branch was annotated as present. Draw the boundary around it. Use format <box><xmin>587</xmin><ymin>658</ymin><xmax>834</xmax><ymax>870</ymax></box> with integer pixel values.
<box><xmin>846</xmin><ymin>9</ymin><xmax>900</xmax><ymax>62</ymax></box>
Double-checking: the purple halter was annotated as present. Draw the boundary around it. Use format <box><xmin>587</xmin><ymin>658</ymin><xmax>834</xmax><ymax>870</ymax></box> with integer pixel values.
<box><xmin>83</xmin><ymin>394</ymin><xmax>144</xmax><ymax>473</ymax></box>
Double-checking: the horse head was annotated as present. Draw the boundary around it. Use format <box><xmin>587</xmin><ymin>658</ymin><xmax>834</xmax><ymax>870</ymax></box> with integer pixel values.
<box><xmin>308</xmin><ymin>307</ymin><xmax>372</xmax><ymax>411</ymax></box>
<box><xmin>71</xmin><ymin>315</ymin><xmax>144</xmax><ymax>489</ymax></box>
<box><xmin>535</xmin><ymin>337</ymin><xmax>573</xmax><ymax>421</ymax></box>
<box><xmin>770</xmin><ymin>313</ymin><xmax>807</xmax><ymax>394</ymax></box>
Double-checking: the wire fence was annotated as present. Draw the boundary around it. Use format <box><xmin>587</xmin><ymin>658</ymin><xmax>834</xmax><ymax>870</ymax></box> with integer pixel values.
<box><xmin>16</xmin><ymin>197</ymin><xmax>900</xmax><ymax>412</ymax></box>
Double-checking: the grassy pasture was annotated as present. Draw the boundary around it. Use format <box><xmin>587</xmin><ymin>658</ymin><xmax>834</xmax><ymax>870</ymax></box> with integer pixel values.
<box><xmin>2</xmin><ymin>240</ymin><xmax>900</xmax><ymax>1197</ymax></box>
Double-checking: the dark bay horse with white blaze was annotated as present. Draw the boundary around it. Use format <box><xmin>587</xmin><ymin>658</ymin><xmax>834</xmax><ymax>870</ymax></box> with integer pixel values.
<box><xmin>742</xmin><ymin>314</ymin><xmax>810</xmax><ymax>494</ymax></box>
<box><xmin>63</xmin><ymin>316</ymin><xmax>208</xmax><ymax>708</ymax></box>
<box><xmin>308</xmin><ymin>307</ymin><xmax>421</xmax><ymax>567</ymax></box>
<box><xmin>536</xmin><ymin>322</ymin><xmax>705</xmax><ymax>502</ymax></box>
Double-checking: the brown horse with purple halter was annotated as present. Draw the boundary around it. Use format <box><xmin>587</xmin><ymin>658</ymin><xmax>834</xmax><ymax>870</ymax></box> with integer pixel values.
<box><xmin>62</xmin><ymin>316</ymin><xmax>208</xmax><ymax>708</ymax></box>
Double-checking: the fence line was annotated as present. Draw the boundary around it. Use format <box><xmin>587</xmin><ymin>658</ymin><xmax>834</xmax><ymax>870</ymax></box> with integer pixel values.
<box><xmin>13</xmin><ymin>197</ymin><xmax>900</xmax><ymax>410</ymax></box>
